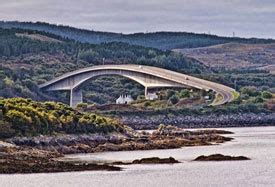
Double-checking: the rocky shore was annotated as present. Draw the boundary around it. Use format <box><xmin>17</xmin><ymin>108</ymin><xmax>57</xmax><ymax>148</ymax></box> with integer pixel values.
<box><xmin>0</xmin><ymin>125</ymin><xmax>233</xmax><ymax>174</ymax></box>
<box><xmin>121</xmin><ymin>113</ymin><xmax>275</xmax><ymax>129</ymax></box>
<box><xmin>0</xmin><ymin>141</ymin><xmax>120</xmax><ymax>174</ymax></box>
<box><xmin>6</xmin><ymin>125</ymin><xmax>233</xmax><ymax>154</ymax></box>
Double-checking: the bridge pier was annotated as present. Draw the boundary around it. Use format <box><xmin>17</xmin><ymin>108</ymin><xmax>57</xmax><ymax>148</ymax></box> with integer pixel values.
<box><xmin>70</xmin><ymin>88</ymin><xmax>83</xmax><ymax>108</ymax></box>
<box><xmin>144</xmin><ymin>86</ymin><xmax>148</xmax><ymax>99</ymax></box>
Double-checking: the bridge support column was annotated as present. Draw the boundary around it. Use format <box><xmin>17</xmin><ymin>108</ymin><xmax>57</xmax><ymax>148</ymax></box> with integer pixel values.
<box><xmin>70</xmin><ymin>88</ymin><xmax>83</xmax><ymax>108</ymax></box>
<box><xmin>144</xmin><ymin>86</ymin><xmax>148</xmax><ymax>99</ymax></box>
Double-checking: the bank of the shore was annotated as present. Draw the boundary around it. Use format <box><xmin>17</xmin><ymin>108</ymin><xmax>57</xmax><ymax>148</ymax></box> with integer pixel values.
<box><xmin>120</xmin><ymin>113</ymin><xmax>275</xmax><ymax>129</ymax></box>
<box><xmin>0</xmin><ymin>125</ymin><xmax>233</xmax><ymax>174</ymax></box>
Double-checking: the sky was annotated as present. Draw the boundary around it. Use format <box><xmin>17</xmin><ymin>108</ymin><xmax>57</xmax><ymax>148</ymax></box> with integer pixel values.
<box><xmin>0</xmin><ymin>0</ymin><xmax>275</xmax><ymax>38</ymax></box>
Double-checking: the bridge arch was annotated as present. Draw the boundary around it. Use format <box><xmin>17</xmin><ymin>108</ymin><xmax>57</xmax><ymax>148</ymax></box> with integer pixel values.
<box><xmin>39</xmin><ymin>64</ymin><xmax>236</xmax><ymax>107</ymax></box>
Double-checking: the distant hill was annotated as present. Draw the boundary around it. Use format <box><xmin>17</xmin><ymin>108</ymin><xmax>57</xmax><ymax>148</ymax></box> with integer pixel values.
<box><xmin>175</xmin><ymin>43</ymin><xmax>275</xmax><ymax>73</ymax></box>
<box><xmin>1</xmin><ymin>21</ymin><xmax>274</xmax><ymax>50</ymax></box>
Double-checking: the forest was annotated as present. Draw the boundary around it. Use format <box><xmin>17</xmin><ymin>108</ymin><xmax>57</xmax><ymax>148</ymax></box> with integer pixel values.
<box><xmin>1</xmin><ymin>21</ymin><xmax>275</xmax><ymax>50</ymax></box>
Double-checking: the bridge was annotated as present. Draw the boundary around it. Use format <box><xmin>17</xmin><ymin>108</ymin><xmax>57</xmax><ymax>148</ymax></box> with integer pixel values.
<box><xmin>39</xmin><ymin>64</ymin><xmax>236</xmax><ymax>107</ymax></box>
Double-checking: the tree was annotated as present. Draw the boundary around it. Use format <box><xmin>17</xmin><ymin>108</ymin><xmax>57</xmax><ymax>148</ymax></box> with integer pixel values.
<box><xmin>78</xmin><ymin>49</ymin><xmax>100</xmax><ymax>63</ymax></box>
<box><xmin>166</xmin><ymin>89</ymin><xmax>176</xmax><ymax>99</ymax></box>
<box><xmin>169</xmin><ymin>95</ymin><xmax>179</xmax><ymax>105</ymax></box>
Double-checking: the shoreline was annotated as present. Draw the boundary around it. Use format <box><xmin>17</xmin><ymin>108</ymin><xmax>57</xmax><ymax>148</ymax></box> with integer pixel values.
<box><xmin>0</xmin><ymin>125</ymin><xmax>233</xmax><ymax>174</ymax></box>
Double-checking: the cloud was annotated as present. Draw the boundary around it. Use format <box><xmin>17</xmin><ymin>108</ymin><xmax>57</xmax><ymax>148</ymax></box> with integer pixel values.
<box><xmin>0</xmin><ymin>0</ymin><xmax>274</xmax><ymax>38</ymax></box>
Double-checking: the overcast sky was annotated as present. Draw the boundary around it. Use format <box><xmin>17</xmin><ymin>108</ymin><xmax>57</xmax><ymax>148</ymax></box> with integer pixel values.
<box><xmin>0</xmin><ymin>0</ymin><xmax>275</xmax><ymax>38</ymax></box>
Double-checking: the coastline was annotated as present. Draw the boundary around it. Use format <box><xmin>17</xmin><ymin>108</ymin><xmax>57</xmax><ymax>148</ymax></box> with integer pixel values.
<box><xmin>0</xmin><ymin>125</ymin><xmax>233</xmax><ymax>174</ymax></box>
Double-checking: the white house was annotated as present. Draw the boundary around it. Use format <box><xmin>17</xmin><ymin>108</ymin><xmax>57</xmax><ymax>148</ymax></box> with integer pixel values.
<box><xmin>116</xmin><ymin>95</ymin><xmax>134</xmax><ymax>104</ymax></box>
<box><xmin>147</xmin><ymin>92</ymin><xmax>158</xmax><ymax>100</ymax></box>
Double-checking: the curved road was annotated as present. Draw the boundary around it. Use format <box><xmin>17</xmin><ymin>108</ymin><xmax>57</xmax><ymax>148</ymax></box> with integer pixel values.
<box><xmin>40</xmin><ymin>64</ymin><xmax>237</xmax><ymax>106</ymax></box>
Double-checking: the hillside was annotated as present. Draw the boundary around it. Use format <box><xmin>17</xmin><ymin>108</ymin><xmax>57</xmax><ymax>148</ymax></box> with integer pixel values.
<box><xmin>175</xmin><ymin>43</ymin><xmax>275</xmax><ymax>72</ymax></box>
<box><xmin>1</xmin><ymin>21</ymin><xmax>274</xmax><ymax>50</ymax></box>
<box><xmin>0</xmin><ymin>28</ymin><xmax>208</xmax><ymax>104</ymax></box>
<box><xmin>15</xmin><ymin>33</ymin><xmax>62</xmax><ymax>43</ymax></box>
<box><xmin>0</xmin><ymin>25</ymin><xmax>274</xmax><ymax>108</ymax></box>
<box><xmin>172</xmin><ymin>40</ymin><xmax>275</xmax><ymax>94</ymax></box>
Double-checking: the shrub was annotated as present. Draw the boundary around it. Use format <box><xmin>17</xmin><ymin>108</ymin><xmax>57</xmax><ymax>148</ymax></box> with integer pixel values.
<box><xmin>261</xmin><ymin>91</ymin><xmax>272</xmax><ymax>99</ymax></box>
<box><xmin>254</xmin><ymin>97</ymin><xmax>264</xmax><ymax>103</ymax></box>
<box><xmin>76</xmin><ymin>103</ymin><xmax>88</xmax><ymax>109</ymax></box>
<box><xmin>144</xmin><ymin>101</ymin><xmax>152</xmax><ymax>107</ymax></box>
<box><xmin>0</xmin><ymin>98</ymin><xmax>121</xmax><ymax>138</ymax></box>
<box><xmin>179</xmin><ymin>89</ymin><xmax>190</xmax><ymax>98</ymax></box>
<box><xmin>241</xmin><ymin>86</ymin><xmax>260</xmax><ymax>97</ymax></box>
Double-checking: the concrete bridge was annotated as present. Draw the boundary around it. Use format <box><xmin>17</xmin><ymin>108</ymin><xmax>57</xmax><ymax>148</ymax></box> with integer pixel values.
<box><xmin>39</xmin><ymin>64</ymin><xmax>236</xmax><ymax>107</ymax></box>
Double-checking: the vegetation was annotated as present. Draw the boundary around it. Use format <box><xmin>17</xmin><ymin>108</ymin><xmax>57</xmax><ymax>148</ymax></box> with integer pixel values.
<box><xmin>0</xmin><ymin>23</ymin><xmax>274</xmax><ymax>116</ymax></box>
<box><xmin>1</xmin><ymin>21</ymin><xmax>274</xmax><ymax>50</ymax></box>
<box><xmin>197</xmin><ymin>72</ymin><xmax>275</xmax><ymax>92</ymax></box>
<box><xmin>125</xmin><ymin>89</ymin><xmax>211</xmax><ymax>109</ymax></box>
<box><xmin>97</xmin><ymin>86</ymin><xmax>274</xmax><ymax>116</ymax></box>
<box><xmin>0</xmin><ymin>98</ymin><xmax>123</xmax><ymax>138</ymax></box>
<box><xmin>261</xmin><ymin>91</ymin><xmax>273</xmax><ymax>99</ymax></box>
<box><xmin>0</xmin><ymin>27</ymin><xmax>208</xmax><ymax>104</ymax></box>
<box><xmin>169</xmin><ymin>95</ymin><xmax>180</xmax><ymax>105</ymax></box>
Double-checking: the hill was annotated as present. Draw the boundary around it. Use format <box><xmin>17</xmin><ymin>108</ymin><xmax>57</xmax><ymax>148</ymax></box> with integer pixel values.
<box><xmin>15</xmin><ymin>33</ymin><xmax>62</xmax><ymax>43</ymax></box>
<box><xmin>175</xmin><ymin>43</ymin><xmax>275</xmax><ymax>72</ymax></box>
<box><xmin>0</xmin><ymin>28</ymin><xmax>208</xmax><ymax>104</ymax></box>
<box><xmin>175</xmin><ymin>42</ymin><xmax>275</xmax><ymax>90</ymax></box>
<box><xmin>1</xmin><ymin>21</ymin><xmax>274</xmax><ymax>50</ymax></box>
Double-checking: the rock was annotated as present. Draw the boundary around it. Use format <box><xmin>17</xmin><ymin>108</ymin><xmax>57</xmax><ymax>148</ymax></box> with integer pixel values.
<box><xmin>190</xmin><ymin>129</ymin><xmax>233</xmax><ymax>135</ymax></box>
<box><xmin>132</xmin><ymin>157</ymin><xmax>180</xmax><ymax>164</ymax></box>
<box><xmin>194</xmin><ymin>154</ymin><xmax>250</xmax><ymax>161</ymax></box>
<box><xmin>0</xmin><ymin>141</ymin><xmax>16</xmax><ymax>149</ymax></box>
<box><xmin>154</xmin><ymin>124</ymin><xmax>185</xmax><ymax>136</ymax></box>
<box><xmin>111</xmin><ymin>157</ymin><xmax>180</xmax><ymax>165</ymax></box>
<box><xmin>108</xmin><ymin>135</ymin><xmax>123</xmax><ymax>144</ymax></box>
<box><xmin>122</xmin><ymin>113</ymin><xmax>275</xmax><ymax>129</ymax></box>
<box><xmin>6</xmin><ymin>126</ymin><xmax>233</xmax><ymax>154</ymax></box>
<box><xmin>0</xmin><ymin>145</ymin><xmax>121</xmax><ymax>174</ymax></box>
<box><xmin>70</xmin><ymin>144</ymin><xmax>92</xmax><ymax>152</ymax></box>
<box><xmin>94</xmin><ymin>143</ymin><xmax>122</xmax><ymax>152</ymax></box>
<box><xmin>111</xmin><ymin>161</ymin><xmax>129</xmax><ymax>165</ymax></box>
